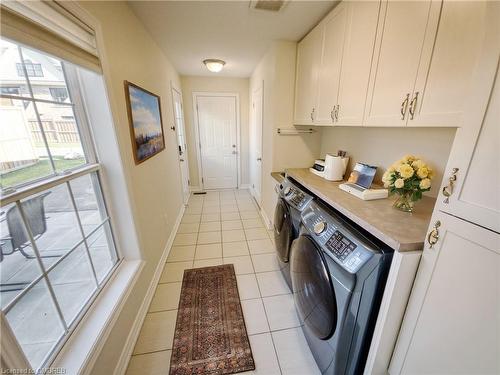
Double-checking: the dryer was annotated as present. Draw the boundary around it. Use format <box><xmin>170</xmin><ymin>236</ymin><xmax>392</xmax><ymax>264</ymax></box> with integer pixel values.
<box><xmin>290</xmin><ymin>200</ymin><xmax>393</xmax><ymax>375</ymax></box>
<box><xmin>274</xmin><ymin>177</ymin><xmax>313</xmax><ymax>290</ymax></box>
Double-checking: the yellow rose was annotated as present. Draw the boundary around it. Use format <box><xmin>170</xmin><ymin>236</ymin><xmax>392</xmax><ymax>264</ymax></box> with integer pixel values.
<box><xmin>412</xmin><ymin>159</ymin><xmax>424</xmax><ymax>169</ymax></box>
<box><xmin>398</xmin><ymin>163</ymin><xmax>414</xmax><ymax>179</ymax></box>
<box><xmin>417</xmin><ymin>167</ymin><xmax>429</xmax><ymax>179</ymax></box>
<box><xmin>394</xmin><ymin>178</ymin><xmax>405</xmax><ymax>189</ymax></box>
<box><xmin>427</xmin><ymin>168</ymin><xmax>435</xmax><ymax>179</ymax></box>
<box><xmin>382</xmin><ymin>171</ymin><xmax>394</xmax><ymax>187</ymax></box>
<box><xmin>420</xmin><ymin>178</ymin><xmax>431</xmax><ymax>190</ymax></box>
<box><xmin>403</xmin><ymin>154</ymin><xmax>416</xmax><ymax>163</ymax></box>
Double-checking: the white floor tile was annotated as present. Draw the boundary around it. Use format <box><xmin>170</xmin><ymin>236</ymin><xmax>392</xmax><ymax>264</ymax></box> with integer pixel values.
<box><xmin>167</xmin><ymin>245</ymin><xmax>195</xmax><ymax>262</ymax></box>
<box><xmin>202</xmin><ymin>205</ymin><xmax>221</xmax><ymax>214</ymax></box>
<box><xmin>223</xmin><ymin>241</ymin><xmax>249</xmax><ymax>257</ymax></box>
<box><xmin>220</xmin><ymin>205</ymin><xmax>239</xmax><ymax>213</ymax></box>
<box><xmin>256</xmin><ymin>271</ymin><xmax>291</xmax><ymax>297</ymax></box>
<box><xmin>201</xmin><ymin>213</ymin><xmax>220</xmax><ymax>222</ymax></box>
<box><xmin>177</xmin><ymin>222</ymin><xmax>199</xmax><ymax>234</ymax></box>
<box><xmin>242</xmin><ymin>218</ymin><xmax>265</xmax><ymax>229</ymax></box>
<box><xmin>272</xmin><ymin>328</ymin><xmax>321</xmax><ymax>375</ymax></box>
<box><xmin>173</xmin><ymin>233</ymin><xmax>197</xmax><ymax>246</ymax></box>
<box><xmin>252</xmin><ymin>253</ymin><xmax>281</xmax><ymax>273</ymax></box>
<box><xmin>199</xmin><ymin>221</ymin><xmax>221</xmax><ymax>232</ymax></box>
<box><xmin>240</xmin><ymin>211</ymin><xmax>260</xmax><ymax>220</ymax></box>
<box><xmin>222</xmin><ymin>229</ymin><xmax>246</xmax><ymax>243</ymax></box>
<box><xmin>133</xmin><ymin>310</ymin><xmax>177</xmax><ymax>354</ymax></box>
<box><xmin>236</xmin><ymin>274</ymin><xmax>261</xmax><ymax>300</ymax></box>
<box><xmin>184</xmin><ymin>206</ymin><xmax>202</xmax><ymax>214</ymax></box>
<box><xmin>241</xmin><ymin>299</ymin><xmax>269</xmax><ymax>335</ymax></box>
<box><xmin>195</xmin><ymin>243</ymin><xmax>222</xmax><ymax>259</ymax></box>
<box><xmin>197</xmin><ymin>231</ymin><xmax>221</xmax><ymax>244</ymax></box>
<box><xmin>246</xmin><ymin>333</ymin><xmax>281</xmax><ymax>375</ymax></box>
<box><xmin>221</xmin><ymin>212</ymin><xmax>241</xmax><ymax>221</ymax></box>
<box><xmin>248</xmin><ymin>239</ymin><xmax>275</xmax><ymax>254</ymax></box>
<box><xmin>222</xmin><ymin>220</ymin><xmax>243</xmax><ymax>231</ymax></box>
<box><xmin>160</xmin><ymin>261</ymin><xmax>192</xmax><ymax>283</ymax></box>
<box><xmin>149</xmin><ymin>282</ymin><xmax>182</xmax><ymax>312</ymax></box>
<box><xmin>193</xmin><ymin>258</ymin><xmax>223</xmax><ymax>268</ymax></box>
<box><xmin>203</xmin><ymin>200</ymin><xmax>220</xmax><ymax>207</ymax></box>
<box><xmin>126</xmin><ymin>350</ymin><xmax>171</xmax><ymax>375</ymax></box>
<box><xmin>245</xmin><ymin>228</ymin><xmax>269</xmax><ymax>241</ymax></box>
<box><xmin>181</xmin><ymin>214</ymin><xmax>200</xmax><ymax>224</ymax></box>
<box><xmin>263</xmin><ymin>294</ymin><xmax>300</xmax><ymax>331</ymax></box>
<box><xmin>224</xmin><ymin>256</ymin><xmax>254</xmax><ymax>275</ymax></box>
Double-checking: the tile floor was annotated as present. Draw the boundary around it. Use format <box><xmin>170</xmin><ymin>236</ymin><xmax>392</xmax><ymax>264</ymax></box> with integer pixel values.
<box><xmin>126</xmin><ymin>189</ymin><xmax>320</xmax><ymax>375</ymax></box>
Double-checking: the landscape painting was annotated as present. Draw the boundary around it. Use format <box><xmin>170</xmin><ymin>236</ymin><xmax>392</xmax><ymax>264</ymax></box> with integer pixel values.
<box><xmin>124</xmin><ymin>81</ymin><xmax>165</xmax><ymax>164</ymax></box>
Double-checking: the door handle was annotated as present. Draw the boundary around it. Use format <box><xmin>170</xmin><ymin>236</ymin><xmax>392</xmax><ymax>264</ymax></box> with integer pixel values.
<box><xmin>401</xmin><ymin>93</ymin><xmax>410</xmax><ymax>120</ymax></box>
<box><xmin>334</xmin><ymin>104</ymin><xmax>339</xmax><ymax>122</ymax></box>
<box><xmin>442</xmin><ymin>168</ymin><xmax>459</xmax><ymax>204</ymax></box>
<box><xmin>427</xmin><ymin>220</ymin><xmax>441</xmax><ymax>248</ymax></box>
<box><xmin>179</xmin><ymin>158</ymin><xmax>184</xmax><ymax>162</ymax></box>
<box><xmin>257</xmin><ymin>157</ymin><xmax>262</xmax><ymax>161</ymax></box>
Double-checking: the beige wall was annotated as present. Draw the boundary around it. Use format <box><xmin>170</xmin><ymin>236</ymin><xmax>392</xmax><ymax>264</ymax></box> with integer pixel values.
<box><xmin>320</xmin><ymin>127</ymin><xmax>456</xmax><ymax>197</ymax></box>
<box><xmin>181</xmin><ymin>76</ymin><xmax>250</xmax><ymax>187</ymax></box>
<box><xmin>79</xmin><ymin>2</ymin><xmax>183</xmax><ymax>374</ymax></box>
<box><xmin>250</xmin><ymin>41</ymin><xmax>322</xmax><ymax>222</ymax></box>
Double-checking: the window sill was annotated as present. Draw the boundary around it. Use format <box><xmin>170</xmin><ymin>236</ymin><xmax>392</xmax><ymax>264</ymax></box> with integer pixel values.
<box><xmin>50</xmin><ymin>259</ymin><xmax>144</xmax><ymax>374</ymax></box>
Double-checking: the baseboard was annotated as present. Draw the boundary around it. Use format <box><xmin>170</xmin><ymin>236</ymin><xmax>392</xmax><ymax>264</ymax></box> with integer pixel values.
<box><xmin>113</xmin><ymin>204</ymin><xmax>186</xmax><ymax>375</ymax></box>
<box><xmin>259</xmin><ymin>205</ymin><xmax>273</xmax><ymax>230</ymax></box>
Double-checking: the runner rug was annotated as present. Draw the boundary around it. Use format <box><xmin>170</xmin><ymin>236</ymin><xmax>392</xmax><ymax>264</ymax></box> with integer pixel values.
<box><xmin>169</xmin><ymin>264</ymin><xmax>255</xmax><ymax>375</ymax></box>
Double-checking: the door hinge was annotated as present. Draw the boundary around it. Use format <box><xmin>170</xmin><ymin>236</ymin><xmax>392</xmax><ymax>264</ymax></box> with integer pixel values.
<box><xmin>202</xmin><ymin>177</ymin><xmax>204</xmax><ymax>183</ymax></box>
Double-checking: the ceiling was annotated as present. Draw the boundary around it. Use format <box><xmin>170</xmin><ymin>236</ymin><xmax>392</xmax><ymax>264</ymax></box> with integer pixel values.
<box><xmin>128</xmin><ymin>1</ymin><xmax>337</xmax><ymax>77</ymax></box>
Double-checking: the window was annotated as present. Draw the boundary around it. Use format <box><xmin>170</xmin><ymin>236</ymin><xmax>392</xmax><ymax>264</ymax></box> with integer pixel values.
<box><xmin>0</xmin><ymin>39</ymin><xmax>120</xmax><ymax>371</ymax></box>
<box><xmin>16</xmin><ymin>60</ymin><xmax>43</xmax><ymax>77</ymax></box>
<box><xmin>49</xmin><ymin>87</ymin><xmax>69</xmax><ymax>103</ymax></box>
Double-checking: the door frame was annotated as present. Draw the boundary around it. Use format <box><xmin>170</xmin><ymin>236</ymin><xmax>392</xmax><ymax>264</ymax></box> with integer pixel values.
<box><xmin>170</xmin><ymin>81</ymin><xmax>190</xmax><ymax>204</ymax></box>
<box><xmin>250</xmin><ymin>81</ymin><xmax>264</xmax><ymax>204</ymax></box>
<box><xmin>192</xmin><ymin>92</ymin><xmax>241</xmax><ymax>190</ymax></box>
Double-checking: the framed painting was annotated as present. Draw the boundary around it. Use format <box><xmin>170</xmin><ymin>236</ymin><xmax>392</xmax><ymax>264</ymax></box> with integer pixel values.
<box><xmin>124</xmin><ymin>81</ymin><xmax>165</xmax><ymax>164</ymax></box>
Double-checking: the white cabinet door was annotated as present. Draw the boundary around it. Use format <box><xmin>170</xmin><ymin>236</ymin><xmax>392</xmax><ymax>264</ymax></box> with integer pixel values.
<box><xmin>390</xmin><ymin>212</ymin><xmax>500</xmax><ymax>374</ymax></box>
<box><xmin>364</xmin><ymin>1</ymin><xmax>439</xmax><ymax>127</ymax></box>
<box><xmin>315</xmin><ymin>3</ymin><xmax>347</xmax><ymax>126</ymax></box>
<box><xmin>436</xmin><ymin>58</ymin><xmax>500</xmax><ymax>233</ymax></box>
<box><xmin>294</xmin><ymin>25</ymin><xmax>323</xmax><ymax>125</ymax></box>
<box><xmin>336</xmin><ymin>0</ymin><xmax>380</xmax><ymax>126</ymax></box>
<box><xmin>408</xmin><ymin>1</ymin><xmax>491</xmax><ymax>127</ymax></box>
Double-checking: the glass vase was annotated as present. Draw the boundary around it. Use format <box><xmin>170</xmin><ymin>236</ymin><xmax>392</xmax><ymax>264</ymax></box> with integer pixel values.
<box><xmin>393</xmin><ymin>192</ymin><xmax>415</xmax><ymax>213</ymax></box>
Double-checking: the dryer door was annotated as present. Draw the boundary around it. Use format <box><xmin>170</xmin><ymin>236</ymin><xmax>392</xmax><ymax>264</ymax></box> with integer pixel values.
<box><xmin>274</xmin><ymin>197</ymin><xmax>293</xmax><ymax>262</ymax></box>
<box><xmin>290</xmin><ymin>235</ymin><xmax>337</xmax><ymax>340</ymax></box>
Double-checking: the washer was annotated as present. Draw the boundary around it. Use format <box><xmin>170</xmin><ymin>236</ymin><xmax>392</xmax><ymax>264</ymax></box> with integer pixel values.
<box><xmin>273</xmin><ymin>177</ymin><xmax>313</xmax><ymax>290</ymax></box>
<box><xmin>290</xmin><ymin>200</ymin><xmax>393</xmax><ymax>375</ymax></box>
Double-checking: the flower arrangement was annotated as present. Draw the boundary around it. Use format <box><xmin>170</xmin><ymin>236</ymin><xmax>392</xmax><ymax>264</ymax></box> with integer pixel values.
<box><xmin>382</xmin><ymin>155</ymin><xmax>434</xmax><ymax>212</ymax></box>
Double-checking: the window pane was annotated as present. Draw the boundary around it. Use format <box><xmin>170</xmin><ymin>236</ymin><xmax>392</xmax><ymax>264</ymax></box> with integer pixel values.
<box><xmin>5</xmin><ymin>278</ymin><xmax>65</xmax><ymax>369</ymax></box>
<box><xmin>35</xmin><ymin>101</ymin><xmax>86</xmax><ymax>171</ymax></box>
<box><xmin>0</xmin><ymin>100</ymin><xmax>56</xmax><ymax>189</ymax></box>
<box><xmin>0</xmin><ymin>202</ymin><xmax>46</xmax><ymax>309</ymax></box>
<box><xmin>0</xmin><ymin>39</ymin><xmax>30</xmax><ymax>98</ymax></box>
<box><xmin>22</xmin><ymin>185</ymin><xmax>84</xmax><ymax>268</ymax></box>
<box><xmin>69</xmin><ymin>173</ymin><xmax>108</xmax><ymax>235</ymax></box>
<box><xmin>19</xmin><ymin>46</ymin><xmax>69</xmax><ymax>103</ymax></box>
<box><xmin>48</xmin><ymin>244</ymin><xmax>97</xmax><ymax>326</ymax></box>
<box><xmin>87</xmin><ymin>222</ymin><xmax>118</xmax><ymax>283</ymax></box>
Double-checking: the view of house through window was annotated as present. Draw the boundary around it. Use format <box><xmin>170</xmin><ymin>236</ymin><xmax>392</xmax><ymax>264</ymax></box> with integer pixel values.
<box><xmin>0</xmin><ymin>39</ymin><xmax>120</xmax><ymax>370</ymax></box>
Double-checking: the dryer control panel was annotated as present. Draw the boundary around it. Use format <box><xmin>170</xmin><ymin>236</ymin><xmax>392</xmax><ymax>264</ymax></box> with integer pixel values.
<box><xmin>301</xmin><ymin>201</ymin><xmax>376</xmax><ymax>273</ymax></box>
<box><xmin>279</xmin><ymin>178</ymin><xmax>313</xmax><ymax>211</ymax></box>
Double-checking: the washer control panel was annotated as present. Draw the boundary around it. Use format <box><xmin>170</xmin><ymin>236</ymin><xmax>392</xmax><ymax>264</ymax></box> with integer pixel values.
<box><xmin>301</xmin><ymin>201</ymin><xmax>375</xmax><ymax>273</ymax></box>
<box><xmin>279</xmin><ymin>178</ymin><xmax>313</xmax><ymax>211</ymax></box>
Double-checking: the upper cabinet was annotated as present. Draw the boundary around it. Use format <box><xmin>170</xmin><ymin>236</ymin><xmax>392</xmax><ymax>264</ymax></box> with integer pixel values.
<box><xmin>294</xmin><ymin>25</ymin><xmax>323</xmax><ymax>125</ymax></box>
<box><xmin>294</xmin><ymin>1</ymin><xmax>380</xmax><ymax>126</ymax></box>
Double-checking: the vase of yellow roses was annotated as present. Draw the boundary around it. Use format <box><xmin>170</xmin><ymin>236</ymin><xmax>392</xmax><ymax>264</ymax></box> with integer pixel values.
<box><xmin>382</xmin><ymin>155</ymin><xmax>433</xmax><ymax>213</ymax></box>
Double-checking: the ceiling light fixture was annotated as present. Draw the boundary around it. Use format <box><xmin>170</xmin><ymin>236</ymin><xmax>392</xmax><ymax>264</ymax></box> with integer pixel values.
<box><xmin>203</xmin><ymin>59</ymin><xmax>226</xmax><ymax>73</ymax></box>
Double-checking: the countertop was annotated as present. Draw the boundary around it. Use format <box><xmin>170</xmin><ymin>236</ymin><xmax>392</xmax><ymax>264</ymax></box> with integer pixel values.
<box><xmin>271</xmin><ymin>171</ymin><xmax>285</xmax><ymax>183</ymax></box>
<box><xmin>285</xmin><ymin>168</ymin><xmax>436</xmax><ymax>252</ymax></box>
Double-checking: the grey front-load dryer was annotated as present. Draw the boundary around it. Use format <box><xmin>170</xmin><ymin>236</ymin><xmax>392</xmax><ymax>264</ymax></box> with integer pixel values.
<box><xmin>273</xmin><ymin>177</ymin><xmax>313</xmax><ymax>290</ymax></box>
<box><xmin>290</xmin><ymin>200</ymin><xmax>393</xmax><ymax>375</ymax></box>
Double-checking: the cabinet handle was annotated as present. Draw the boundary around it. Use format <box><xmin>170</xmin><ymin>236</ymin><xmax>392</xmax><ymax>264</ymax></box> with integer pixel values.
<box><xmin>427</xmin><ymin>220</ymin><xmax>441</xmax><ymax>248</ymax></box>
<box><xmin>409</xmin><ymin>91</ymin><xmax>419</xmax><ymax>120</ymax></box>
<box><xmin>335</xmin><ymin>104</ymin><xmax>339</xmax><ymax>122</ymax></box>
<box><xmin>401</xmin><ymin>93</ymin><xmax>410</xmax><ymax>120</ymax></box>
<box><xmin>311</xmin><ymin>108</ymin><xmax>315</xmax><ymax>122</ymax></box>
<box><xmin>442</xmin><ymin>168</ymin><xmax>459</xmax><ymax>204</ymax></box>
<box><xmin>331</xmin><ymin>108</ymin><xmax>335</xmax><ymax>122</ymax></box>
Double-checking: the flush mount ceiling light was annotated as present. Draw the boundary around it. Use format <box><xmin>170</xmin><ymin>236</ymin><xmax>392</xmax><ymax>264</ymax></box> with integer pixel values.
<box><xmin>203</xmin><ymin>59</ymin><xmax>226</xmax><ymax>73</ymax></box>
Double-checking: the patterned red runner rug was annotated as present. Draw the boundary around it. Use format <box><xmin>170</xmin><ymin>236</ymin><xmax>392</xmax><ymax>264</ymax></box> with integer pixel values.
<box><xmin>169</xmin><ymin>264</ymin><xmax>255</xmax><ymax>375</ymax></box>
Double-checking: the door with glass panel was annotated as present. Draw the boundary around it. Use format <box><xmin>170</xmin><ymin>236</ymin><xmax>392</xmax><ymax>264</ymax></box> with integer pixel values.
<box><xmin>0</xmin><ymin>39</ymin><xmax>119</xmax><ymax>371</ymax></box>
<box><xmin>171</xmin><ymin>86</ymin><xmax>190</xmax><ymax>204</ymax></box>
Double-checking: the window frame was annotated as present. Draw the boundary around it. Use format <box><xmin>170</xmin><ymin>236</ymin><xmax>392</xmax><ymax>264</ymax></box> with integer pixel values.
<box><xmin>0</xmin><ymin>40</ymin><xmax>122</xmax><ymax>372</ymax></box>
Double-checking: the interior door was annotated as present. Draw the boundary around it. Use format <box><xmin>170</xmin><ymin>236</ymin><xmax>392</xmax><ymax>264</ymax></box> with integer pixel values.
<box><xmin>315</xmin><ymin>3</ymin><xmax>347</xmax><ymax>126</ymax></box>
<box><xmin>171</xmin><ymin>87</ymin><xmax>190</xmax><ymax>204</ymax></box>
<box><xmin>250</xmin><ymin>85</ymin><xmax>263</xmax><ymax>204</ymax></box>
<box><xmin>196</xmin><ymin>95</ymin><xmax>238</xmax><ymax>189</ymax></box>
<box><xmin>364</xmin><ymin>0</ymin><xmax>437</xmax><ymax>127</ymax></box>
<box><xmin>389</xmin><ymin>212</ymin><xmax>500</xmax><ymax>374</ymax></box>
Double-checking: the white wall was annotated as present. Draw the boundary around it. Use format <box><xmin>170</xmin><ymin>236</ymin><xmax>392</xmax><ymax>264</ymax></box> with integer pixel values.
<box><xmin>320</xmin><ymin>126</ymin><xmax>456</xmax><ymax>197</ymax></box>
<box><xmin>181</xmin><ymin>76</ymin><xmax>250</xmax><ymax>188</ymax></box>
<box><xmin>78</xmin><ymin>2</ymin><xmax>184</xmax><ymax>374</ymax></box>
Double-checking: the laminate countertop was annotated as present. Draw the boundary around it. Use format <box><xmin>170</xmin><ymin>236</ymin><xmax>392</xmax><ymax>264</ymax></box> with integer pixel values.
<box><xmin>271</xmin><ymin>171</ymin><xmax>286</xmax><ymax>183</ymax></box>
<box><xmin>285</xmin><ymin>168</ymin><xmax>436</xmax><ymax>252</ymax></box>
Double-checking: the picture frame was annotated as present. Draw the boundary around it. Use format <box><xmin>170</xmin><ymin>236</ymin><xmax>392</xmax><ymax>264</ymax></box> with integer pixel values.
<box><xmin>124</xmin><ymin>81</ymin><xmax>166</xmax><ymax>164</ymax></box>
